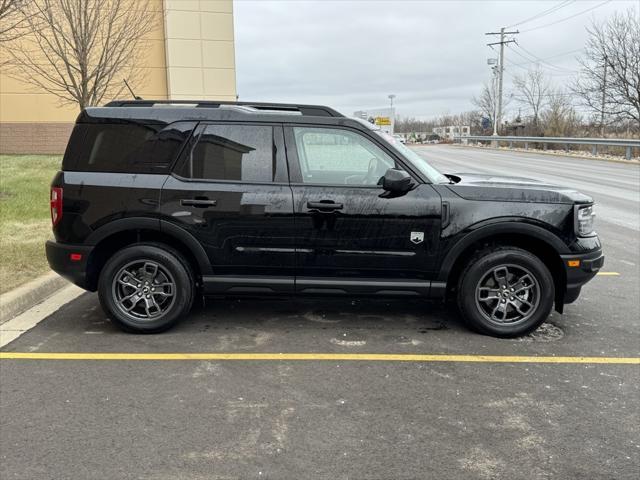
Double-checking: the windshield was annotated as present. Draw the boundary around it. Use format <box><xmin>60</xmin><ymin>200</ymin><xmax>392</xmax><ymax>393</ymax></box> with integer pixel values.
<box><xmin>351</xmin><ymin>118</ymin><xmax>449</xmax><ymax>183</ymax></box>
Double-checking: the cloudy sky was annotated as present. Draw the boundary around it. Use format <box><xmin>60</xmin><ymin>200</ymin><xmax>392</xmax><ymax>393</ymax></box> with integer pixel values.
<box><xmin>233</xmin><ymin>0</ymin><xmax>637</xmax><ymax>120</ymax></box>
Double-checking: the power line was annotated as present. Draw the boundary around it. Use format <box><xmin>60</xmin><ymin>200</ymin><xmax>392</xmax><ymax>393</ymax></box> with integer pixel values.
<box><xmin>520</xmin><ymin>0</ymin><xmax>613</xmax><ymax>33</ymax></box>
<box><xmin>508</xmin><ymin>48</ymin><xmax>584</xmax><ymax>68</ymax></box>
<box><xmin>506</xmin><ymin>0</ymin><xmax>576</xmax><ymax>28</ymax></box>
<box><xmin>515</xmin><ymin>44</ymin><xmax>578</xmax><ymax>72</ymax></box>
<box><xmin>507</xmin><ymin>44</ymin><xmax>578</xmax><ymax>73</ymax></box>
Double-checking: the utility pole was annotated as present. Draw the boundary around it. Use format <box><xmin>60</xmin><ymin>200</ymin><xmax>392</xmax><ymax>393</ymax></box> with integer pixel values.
<box><xmin>388</xmin><ymin>94</ymin><xmax>396</xmax><ymax>109</ymax></box>
<box><xmin>600</xmin><ymin>57</ymin><xmax>607</xmax><ymax>137</ymax></box>
<box><xmin>486</xmin><ymin>27</ymin><xmax>518</xmax><ymax>135</ymax></box>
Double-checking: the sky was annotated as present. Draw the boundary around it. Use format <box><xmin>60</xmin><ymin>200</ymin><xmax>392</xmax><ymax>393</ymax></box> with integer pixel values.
<box><xmin>233</xmin><ymin>0</ymin><xmax>638</xmax><ymax>120</ymax></box>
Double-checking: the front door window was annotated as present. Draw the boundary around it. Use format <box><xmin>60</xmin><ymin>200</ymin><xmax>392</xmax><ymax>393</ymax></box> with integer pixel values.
<box><xmin>292</xmin><ymin>127</ymin><xmax>395</xmax><ymax>186</ymax></box>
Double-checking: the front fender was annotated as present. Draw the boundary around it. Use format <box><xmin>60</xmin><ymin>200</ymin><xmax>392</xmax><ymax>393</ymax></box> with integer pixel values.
<box><xmin>436</xmin><ymin>219</ymin><xmax>569</xmax><ymax>282</ymax></box>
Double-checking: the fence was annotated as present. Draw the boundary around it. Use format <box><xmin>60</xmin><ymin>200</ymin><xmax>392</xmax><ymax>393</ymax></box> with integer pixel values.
<box><xmin>455</xmin><ymin>135</ymin><xmax>640</xmax><ymax>160</ymax></box>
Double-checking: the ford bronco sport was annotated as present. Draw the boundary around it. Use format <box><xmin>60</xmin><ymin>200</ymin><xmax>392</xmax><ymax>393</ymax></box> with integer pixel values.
<box><xmin>46</xmin><ymin>100</ymin><xmax>604</xmax><ymax>337</ymax></box>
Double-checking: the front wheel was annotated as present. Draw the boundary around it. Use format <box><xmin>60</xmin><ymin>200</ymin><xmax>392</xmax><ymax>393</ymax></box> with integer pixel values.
<box><xmin>457</xmin><ymin>247</ymin><xmax>554</xmax><ymax>337</ymax></box>
<box><xmin>98</xmin><ymin>244</ymin><xmax>194</xmax><ymax>333</ymax></box>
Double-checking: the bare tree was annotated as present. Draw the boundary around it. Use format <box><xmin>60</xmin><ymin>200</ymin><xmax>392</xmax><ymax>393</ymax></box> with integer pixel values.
<box><xmin>540</xmin><ymin>89</ymin><xmax>582</xmax><ymax>137</ymax></box>
<box><xmin>5</xmin><ymin>0</ymin><xmax>157</xmax><ymax>109</ymax></box>
<box><xmin>513</xmin><ymin>68</ymin><xmax>551</xmax><ymax>133</ymax></box>
<box><xmin>471</xmin><ymin>82</ymin><xmax>496</xmax><ymax>122</ymax></box>
<box><xmin>471</xmin><ymin>81</ymin><xmax>511</xmax><ymax>132</ymax></box>
<box><xmin>0</xmin><ymin>0</ymin><xmax>27</xmax><ymax>42</ymax></box>
<box><xmin>572</xmin><ymin>8</ymin><xmax>640</xmax><ymax>129</ymax></box>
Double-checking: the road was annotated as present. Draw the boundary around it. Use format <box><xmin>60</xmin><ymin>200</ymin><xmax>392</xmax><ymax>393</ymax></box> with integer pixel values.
<box><xmin>420</xmin><ymin>144</ymin><xmax>640</xmax><ymax>231</ymax></box>
<box><xmin>1</xmin><ymin>147</ymin><xmax>639</xmax><ymax>480</ymax></box>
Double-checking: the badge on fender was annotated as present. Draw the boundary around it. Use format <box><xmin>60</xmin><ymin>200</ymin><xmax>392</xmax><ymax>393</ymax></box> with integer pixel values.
<box><xmin>411</xmin><ymin>232</ymin><xmax>424</xmax><ymax>244</ymax></box>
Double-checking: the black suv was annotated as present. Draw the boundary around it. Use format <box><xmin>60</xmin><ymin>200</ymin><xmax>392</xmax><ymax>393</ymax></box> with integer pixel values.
<box><xmin>46</xmin><ymin>100</ymin><xmax>604</xmax><ymax>337</ymax></box>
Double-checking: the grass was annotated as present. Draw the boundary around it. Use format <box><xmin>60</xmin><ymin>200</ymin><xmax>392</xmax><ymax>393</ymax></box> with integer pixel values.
<box><xmin>0</xmin><ymin>155</ymin><xmax>61</xmax><ymax>294</ymax></box>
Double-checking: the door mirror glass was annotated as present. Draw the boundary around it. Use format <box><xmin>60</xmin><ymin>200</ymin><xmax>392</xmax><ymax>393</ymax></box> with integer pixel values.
<box><xmin>381</xmin><ymin>168</ymin><xmax>412</xmax><ymax>193</ymax></box>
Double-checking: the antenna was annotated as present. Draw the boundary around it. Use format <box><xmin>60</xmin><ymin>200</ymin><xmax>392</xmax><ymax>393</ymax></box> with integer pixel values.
<box><xmin>123</xmin><ymin>79</ymin><xmax>142</xmax><ymax>100</ymax></box>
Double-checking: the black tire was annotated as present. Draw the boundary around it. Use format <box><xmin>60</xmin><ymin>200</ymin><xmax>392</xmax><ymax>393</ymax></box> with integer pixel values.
<box><xmin>457</xmin><ymin>246</ymin><xmax>554</xmax><ymax>337</ymax></box>
<box><xmin>98</xmin><ymin>243</ymin><xmax>194</xmax><ymax>333</ymax></box>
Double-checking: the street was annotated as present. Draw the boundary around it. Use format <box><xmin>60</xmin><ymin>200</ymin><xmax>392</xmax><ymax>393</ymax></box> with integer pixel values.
<box><xmin>1</xmin><ymin>146</ymin><xmax>639</xmax><ymax>480</ymax></box>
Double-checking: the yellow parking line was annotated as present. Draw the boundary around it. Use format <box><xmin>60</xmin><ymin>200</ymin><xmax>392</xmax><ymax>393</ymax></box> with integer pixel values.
<box><xmin>0</xmin><ymin>352</ymin><xmax>638</xmax><ymax>364</ymax></box>
<box><xmin>596</xmin><ymin>272</ymin><xmax>620</xmax><ymax>276</ymax></box>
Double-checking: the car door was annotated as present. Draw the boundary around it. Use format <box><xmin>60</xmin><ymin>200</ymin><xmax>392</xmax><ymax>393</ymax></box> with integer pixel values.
<box><xmin>160</xmin><ymin>123</ymin><xmax>296</xmax><ymax>294</ymax></box>
<box><xmin>284</xmin><ymin>125</ymin><xmax>442</xmax><ymax>296</ymax></box>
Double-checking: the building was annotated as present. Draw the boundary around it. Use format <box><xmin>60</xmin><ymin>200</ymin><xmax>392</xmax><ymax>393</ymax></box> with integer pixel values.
<box><xmin>0</xmin><ymin>0</ymin><xmax>237</xmax><ymax>154</ymax></box>
<box><xmin>432</xmin><ymin>125</ymin><xmax>470</xmax><ymax>141</ymax></box>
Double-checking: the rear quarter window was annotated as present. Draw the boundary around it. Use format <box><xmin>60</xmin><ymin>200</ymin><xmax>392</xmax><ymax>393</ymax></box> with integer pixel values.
<box><xmin>62</xmin><ymin>122</ymin><xmax>196</xmax><ymax>173</ymax></box>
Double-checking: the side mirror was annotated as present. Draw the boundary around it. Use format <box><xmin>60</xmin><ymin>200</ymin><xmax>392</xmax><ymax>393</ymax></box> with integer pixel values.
<box><xmin>381</xmin><ymin>168</ymin><xmax>412</xmax><ymax>193</ymax></box>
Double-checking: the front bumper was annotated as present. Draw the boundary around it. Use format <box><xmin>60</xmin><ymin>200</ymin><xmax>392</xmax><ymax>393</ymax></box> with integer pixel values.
<box><xmin>560</xmin><ymin>248</ymin><xmax>604</xmax><ymax>304</ymax></box>
<box><xmin>46</xmin><ymin>241</ymin><xmax>94</xmax><ymax>291</ymax></box>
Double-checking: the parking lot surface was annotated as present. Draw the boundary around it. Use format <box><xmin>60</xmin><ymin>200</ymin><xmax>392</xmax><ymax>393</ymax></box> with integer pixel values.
<box><xmin>1</xmin><ymin>146</ymin><xmax>639</xmax><ymax>479</ymax></box>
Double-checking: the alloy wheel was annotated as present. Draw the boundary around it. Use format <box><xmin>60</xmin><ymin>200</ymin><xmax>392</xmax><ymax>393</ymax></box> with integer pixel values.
<box><xmin>474</xmin><ymin>264</ymin><xmax>541</xmax><ymax>325</ymax></box>
<box><xmin>111</xmin><ymin>260</ymin><xmax>176</xmax><ymax>321</ymax></box>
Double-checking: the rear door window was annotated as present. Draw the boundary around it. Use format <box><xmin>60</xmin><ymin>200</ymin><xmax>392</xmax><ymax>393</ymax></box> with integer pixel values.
<box><xmin>175</xmin><ymin>124</ymin><xmax>282</xmax><ymax>182</ymax></box>
<box><xmin>62</xmin><ymin>122</ymin><xmax>195</xmax><ymax>173</ymax></box>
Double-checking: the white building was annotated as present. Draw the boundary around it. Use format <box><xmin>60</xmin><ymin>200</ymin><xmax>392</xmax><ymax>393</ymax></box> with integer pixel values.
<box><xmin>433</xmin><ymin>125</ymin><xmax>470</xmax><ymax>141</ymax></box>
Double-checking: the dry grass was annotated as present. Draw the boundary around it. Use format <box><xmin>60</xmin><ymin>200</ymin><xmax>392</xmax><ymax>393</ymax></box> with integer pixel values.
<box><xmin>0</xmin><ymin>155</ymin><xmax>61</xmax><ymax>294</ymax></box>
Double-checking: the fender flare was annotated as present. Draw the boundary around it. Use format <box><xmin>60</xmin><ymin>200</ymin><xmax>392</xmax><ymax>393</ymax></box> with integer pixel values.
<box><xmin>85</xmin><ymin>217</ymin><xmax>212</xmax><ymax>275</ymax></box>
<box><xmin>437</xmin><ymin>221</ymin><xmax>568</xmax><ymax>282</ymax></box>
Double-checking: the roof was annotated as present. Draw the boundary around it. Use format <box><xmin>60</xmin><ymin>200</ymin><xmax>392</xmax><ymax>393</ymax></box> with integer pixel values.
<box><xmin>103</xmin><ymin>100</ymin><xmax>343</xmax><ymax>117</ymax></box>
<box><xmin>77</xmin><ymin>100</ymin><xmax>352</xmax><ymax>126</ymax></box>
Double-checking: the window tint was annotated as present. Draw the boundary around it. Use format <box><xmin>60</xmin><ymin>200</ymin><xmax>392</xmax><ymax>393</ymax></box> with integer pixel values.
<box><xmin>62</xmin><ymin>122</ymin><xmax>194</xmax><ymax>173</ymax></box>
<box><xmin>177</xmin><ymin>125</ymin><xmax>275</xmax><ymax>182</ymax></box>
<box><xmin>293</xmin><ymin>127</ymin><xmax>396</xmax><ymax>185</ymax></box>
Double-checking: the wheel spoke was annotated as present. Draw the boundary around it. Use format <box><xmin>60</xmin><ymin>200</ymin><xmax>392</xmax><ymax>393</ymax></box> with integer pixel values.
<box><xmin>513</xmin><ymin>299</ymin><xmax>533</xmax><ymax>316</ymax></box>
<box><xmin>143</xmin><ymin>262</ymin><xmax>159</xmax><ymax>281</ymax></box>
<box><xmin>478</xmin><ymin>287</ymin><xmax>501</xmax><ymax>302</ymax></box>
<box><xmin>123</xmin><ymin>295</ymin><xmax>142</xmax><ymax>312</ymax></box>
<box><xmin>493</xmin><ymin>266</ymin><xmax>509</xmax><ymax>288</ymax></box>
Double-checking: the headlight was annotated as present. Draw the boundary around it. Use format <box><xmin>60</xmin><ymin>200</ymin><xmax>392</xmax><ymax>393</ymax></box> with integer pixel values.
<box><xmin>576</xmin><ymin>205</ymin><xmax>595</xmax><ymax>236</ymax></box>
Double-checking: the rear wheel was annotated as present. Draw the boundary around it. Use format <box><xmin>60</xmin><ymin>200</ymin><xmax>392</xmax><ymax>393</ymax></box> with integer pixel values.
<box><xmin>457</xmin><ymin>247</ymin><xmax>554</xmax><ymax>337</ymax></box>
<box><xmin>98</xmin><ymin>244</ymin><xmax>194</xmax><ymax>333</ymax></box>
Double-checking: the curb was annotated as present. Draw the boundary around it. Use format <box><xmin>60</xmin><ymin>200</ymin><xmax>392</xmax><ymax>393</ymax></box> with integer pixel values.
<box><xmin>0</xmin><ymin>272</ymin><xmax>69</xmax><ymax>325</ymax></box>
<box><xmin>449</xmin><ymin>144</ymin><xmax>640</xmax><ymax>165</ymax></box>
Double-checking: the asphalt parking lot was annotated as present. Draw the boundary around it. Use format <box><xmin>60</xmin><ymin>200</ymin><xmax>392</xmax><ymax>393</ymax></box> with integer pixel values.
<box><xmin>1</xmin><ymin>146</ymin><xmax>639</xmax><ymax>480</ymax></box>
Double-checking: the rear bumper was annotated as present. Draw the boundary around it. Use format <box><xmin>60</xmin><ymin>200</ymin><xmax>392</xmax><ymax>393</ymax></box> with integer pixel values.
<box><xmin>45</xmin><ymin>241</ymin><xmax>94</xmax><ymax>291</ymax></box>
<box><xmin>560</xmin><ymin>249</ymin><xmax>604</xmax><ymax>304</ymax></box>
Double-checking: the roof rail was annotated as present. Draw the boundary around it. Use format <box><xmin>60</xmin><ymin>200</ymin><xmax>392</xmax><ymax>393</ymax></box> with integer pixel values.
<box><xmin>103</xmin><ymin>100</ymin><xmax>344</xmax><ymax>117</ymax></box>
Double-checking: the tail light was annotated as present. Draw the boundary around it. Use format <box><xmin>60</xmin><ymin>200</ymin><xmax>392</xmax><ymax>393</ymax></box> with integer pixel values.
<box><xmin>50</xmin><ymin>187</ymin><xmax>63</xmax><ymax>226</ymax></box>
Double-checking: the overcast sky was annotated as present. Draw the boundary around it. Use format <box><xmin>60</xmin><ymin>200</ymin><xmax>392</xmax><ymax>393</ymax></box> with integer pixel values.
<box><xmin>233</xmin><ymin>0</ymin><xmax>638</xmax><ymax>120</ymax></box>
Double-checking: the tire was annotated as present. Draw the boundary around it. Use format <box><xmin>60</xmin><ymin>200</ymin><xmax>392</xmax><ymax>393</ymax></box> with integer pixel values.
<box><xmin>98</xmin><ymin>243</ymin><xmax>194</xmax><ymax>333</ymax></box>
<box><xmin>457</xmin><ymin>246</ymin><xmax>554</xmax><ymax>337</ymax></box>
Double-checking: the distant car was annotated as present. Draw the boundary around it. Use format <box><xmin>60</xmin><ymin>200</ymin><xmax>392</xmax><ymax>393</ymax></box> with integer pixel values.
<box><xmin>393</xmin><ymin>134</ymin><xmax>406</xmax><ymax>144</ymax></box>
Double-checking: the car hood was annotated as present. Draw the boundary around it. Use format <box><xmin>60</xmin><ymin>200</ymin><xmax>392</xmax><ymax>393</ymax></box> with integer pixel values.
<box><xmin>445</xmin><ymin>173</ymin><xmax>593</xmax><ymax>204</ymax></box>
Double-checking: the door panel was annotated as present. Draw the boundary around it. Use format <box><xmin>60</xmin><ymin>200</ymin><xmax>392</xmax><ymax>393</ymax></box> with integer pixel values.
<box><xmin>291</xmin><ymin>184</ymin><xmax>442</xmax><ymax>281</ymax></box>
<box><xmin>160</xmin><ymin>123</ymin><xmax>296</xmax><ymax>291</ymax></box>
<box><xmin>285</xmin><ymin>125</ymin><xmax>442</xmax><ymax>284</ymax></box>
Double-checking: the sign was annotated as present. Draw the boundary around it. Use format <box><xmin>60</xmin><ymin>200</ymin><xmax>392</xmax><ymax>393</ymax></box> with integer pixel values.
<box><xmin>374</xmin><ymin>116</ymin><xmax>391</xmax><ymax>126</ymax></box>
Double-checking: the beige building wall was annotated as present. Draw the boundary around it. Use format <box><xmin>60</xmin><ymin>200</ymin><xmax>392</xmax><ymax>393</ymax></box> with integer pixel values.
<box><xmin>0</xmin><ymin>0</ymin><xmax>236</xmax><ymax>154</ymax></box>
<box><xmin>164</xmin><ymin>0</ymin><xmax>237</xmax><ymax>101</ymax></box>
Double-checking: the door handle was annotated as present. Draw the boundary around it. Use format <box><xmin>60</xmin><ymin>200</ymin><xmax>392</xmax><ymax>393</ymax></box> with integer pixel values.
<box><xmin>181</xmin><ymin>198</ymin><xmax>217</xmax><ymax>208</ymax></box>
<box><xmin>307</xmin><ymin>201</ymin><xmax>343</xmax><ymax>211</ymax></box>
